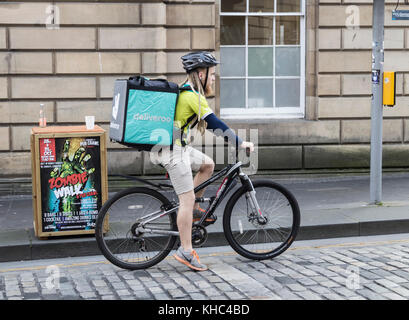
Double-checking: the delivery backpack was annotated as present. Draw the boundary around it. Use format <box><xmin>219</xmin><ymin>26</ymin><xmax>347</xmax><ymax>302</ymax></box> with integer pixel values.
<box><xmin>109</xmin><ymin>76</ymin><xmax>194</xmax><ymax>151</ymax></box>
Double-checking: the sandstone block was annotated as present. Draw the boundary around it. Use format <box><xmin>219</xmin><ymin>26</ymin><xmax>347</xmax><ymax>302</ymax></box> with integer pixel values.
<box><xmin>342</xmin><ymin>74</ymin><xmax>371</xmax><ymax>95</ymax></box>
<box><xmin>404</xmin><ymin>74</ymin><xmax>409</xmax><ymax>95</ymax></box>
<box><xmin>257</xmin><ymin>146</ymin><xmax>302</xmax><ymax>170</ymax></box>
<box><xmin>11</xmin><ymin>125</ymin><xmax>31</xmax><ymax>151</ymax></box>
<box><xmin>56</xmin><ymin>101</ymin><xmax>112</xmax><ymax>123</ymax></box>
<box><xmin>10</xmin><ymin>27</ymin><xmax>96</xmax><ymax>49</ymax></box>
<box><xmin>318</xmin><ymin>74</ymin><xmax>341</xmax><ymax>96</ymax></box>
<box><xmin>167</xmin><ymin>4</ymin><xmax>215</xmax><ymax>26</ymax></box>
<box><xmin>318</xmin><ymin>29</ymin><xmax>341</xmax><ymax>49</ymax></box>
<box><xmin>319</xmin><ymin>51</ymin><xmax>371</xmax><ymax>73</ymax></box>
<box><xmin>141</xmin><ymin>3</ymin><xmax>166</xmax><ymax>25</ymax></box>
<box><xmin>100</xmin><ymin>76</ymin><xmax>131</xmax><ymax>99</ymax></box>
<box><xmin>57</xmin><ymin>3</ymin><xmax>140</xmax><ymax>25</ymax></box>
<box><xmin>404</xmin><ymin>119</ymin><xmax>409</xmax><ymax>142</ymax></box>
<box><xmin>223</xmin><ymin>119</ymin><xmax>340</xmax><ymax>145</ymax></box>
<box><xmin>0</xmin><ymin>52</ymin><xmax>52</xmax><ymax>74</ymax></box>
<box><xmin>383</xmin><ymin>144</ymin><xmax>409</xmax><ymax>167</ymax></box>
<box><xmin>56</xmin><ymin>52</ymin><xmax>141</xmax><ymax>74</ymax></box>
<box><xmin>384</xmin><ymin>51</ymin><xmax>409</xmax><ymax>72</ymax></box>
<box><xmin>192</xmin><ymin>28</ymin><xmax>215</xmax><ymax>50</ymax></box>
<box><xmin>142</xmin><ymin>52</ymin><xmax>167</xmax><ymax>74</ymax></box>
<box><xmin>107</xmin><ymin>150</ymin><xmax>143</xmax><ymax>175</ymax></box>
<box><xmin>0</xmin><ymin>101</ymin><xmax>54</xmax><ymax>123</ymax></box>
<box><xmin>0</xmin><ymin>28</ymin><xmax>6</xmax><ymax>48</ymax></box>
<box><xmin>319</xmin><ymin>5</ymin><xmax>372</xmax><ymax>27</ymax></box>
<box><xmin>167</xmin><ymin>51</ymin><xmax>189</xmax><ymax>73</ymax></box>
<box><xmin>99</xmin><ymin>28</ymin><xmax>166</xmax><ymax>50</ymax></box>
<box><xmin>0</xmin><ymin>152</ymin><xmax>31</xmax><ymax>175</ymax></box>
<box><xmin>0</xmin><ymin>77</ymin><xmax>7</xmax><ymax>98</ymax></box>
<box><xmin>305</xmin><ymin>145</ymin><xmax>370</xmax><ymax>169</ymax></box>
<box><xmin>318</xmin><ymin>97</ymin><xmax>371</xmax><ymax>118</ymax></box>
<box><xmin>385</xmin><ymin>29</ymin><xmax>405</xmax><ymax>49</ymax></box>
<box><xmin>0</xmin><ymin>3</ymin><xmax>50</xmax><ymax>24</ymax></box>
<box><xmin>343</xmin><ymin>28</ymin><xmax>404</xmax><ymax>49</ymax></box>
<box><xmin>342</xmin><ymin>119</ymin><xmax>402</xmax><ymax>143</ymax></box>
<box><xmin>0</xmin><ymin>127</ymin><xmax>9</xmax><ymax>150</ymax></box>
<box><xmin>167</xmin><ymin>28</ymin><xmax>190</xmax><ymax>49</ymax></box>
<box><xmin>384</xmin><ymin>97</ymin><xmax>409</xmax><ymax>117</ymax></box>
<box><xmin>11</xmin><ymin>77</ymin><xmax>96</xmax><ymax>99</ymax></box>
<box><xmin>342</xmin><ymin>28</ymin><xmax>371</xmax><ymax>49</ymax></box>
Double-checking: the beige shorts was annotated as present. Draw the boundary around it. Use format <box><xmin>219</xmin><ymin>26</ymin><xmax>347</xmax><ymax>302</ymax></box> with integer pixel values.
<box><xmin>150</xmin><ymin>144</ymin><xmax>214</xmax><ymax>195</ymax></box>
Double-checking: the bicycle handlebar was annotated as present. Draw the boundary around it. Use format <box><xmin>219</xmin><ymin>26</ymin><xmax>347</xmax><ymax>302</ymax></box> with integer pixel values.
<box><xmin>235</xmin><ymin>146</ymin><xmax>251</xmax><ymax>159</ymax></box>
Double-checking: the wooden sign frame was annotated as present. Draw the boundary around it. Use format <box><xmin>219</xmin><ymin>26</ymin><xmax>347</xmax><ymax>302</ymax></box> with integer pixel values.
<box><xmin>30</xmin><ymin>125</ymin><xmax>108</xmax><ymax>238</ymax></box>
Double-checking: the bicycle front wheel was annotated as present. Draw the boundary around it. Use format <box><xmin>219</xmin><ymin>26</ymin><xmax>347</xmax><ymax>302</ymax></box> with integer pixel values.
<box><xmin>223</xmin><ymin>179</ymin><xmax>300</xmax><ymax>260</ymax></box>
<box><xmin>95</xmin><ymin>187</ymin><xmax>178</xmax><ymax>270</ymax></box>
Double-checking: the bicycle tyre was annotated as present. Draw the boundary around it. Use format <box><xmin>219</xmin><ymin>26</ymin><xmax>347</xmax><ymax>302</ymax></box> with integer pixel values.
<box><xmin>223</xmin><ymin>179</ymin><xmax>300</xmax><ymax>260</ymax></box>
<box><xmin>95</xmin><ymin>187</ymin><xmax>178</xmax><ymax>270</ymax></box>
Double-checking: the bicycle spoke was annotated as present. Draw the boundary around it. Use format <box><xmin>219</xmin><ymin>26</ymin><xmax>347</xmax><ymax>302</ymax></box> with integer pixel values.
<box><xmin>96</xmin><ymin>190</ymin><xmax>177</xmax><ymax>270</ymax></box>
<box><xmin>225</xmin><ymin>182</ymin><xmax>299</xmax><ymax>259</ymax></box>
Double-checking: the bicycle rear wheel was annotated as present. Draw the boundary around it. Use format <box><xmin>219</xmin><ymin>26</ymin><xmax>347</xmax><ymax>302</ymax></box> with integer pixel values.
<box><xmin>223</xmin><ymin>179</ymin><xmax>300</xmax><ymax>260</ymax></box>
<box><xmin>95</xmin><ymin>187</ymin><xmax>177</xmax><ymax>270</ymax></box>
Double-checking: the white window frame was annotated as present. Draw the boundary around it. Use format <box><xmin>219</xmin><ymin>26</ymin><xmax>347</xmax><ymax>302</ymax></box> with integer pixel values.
<box><xmin>219</xmin><ymin>0</ymin><xmax>306</xmax><ymax>120</ymax></box>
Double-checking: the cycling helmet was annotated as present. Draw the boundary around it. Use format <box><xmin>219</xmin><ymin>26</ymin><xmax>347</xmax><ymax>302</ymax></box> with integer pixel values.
<box><xmin>181</xmin><ymin>51</ymin><xmax>220</xmax><ymax>73</ymax></box>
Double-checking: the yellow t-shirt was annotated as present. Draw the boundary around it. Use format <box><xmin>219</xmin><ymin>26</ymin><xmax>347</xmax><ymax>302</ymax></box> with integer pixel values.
<box><xmin>174</xmin><ymin>88</ymin><xmax>213</xmax><ymax>146</ymax></box>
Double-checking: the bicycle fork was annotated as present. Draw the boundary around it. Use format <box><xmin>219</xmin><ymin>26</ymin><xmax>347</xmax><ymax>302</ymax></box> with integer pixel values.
<box><xmin>239</xmin><ymin>171</ymin><xmax>267</xmax><ymax>224</ymax></box>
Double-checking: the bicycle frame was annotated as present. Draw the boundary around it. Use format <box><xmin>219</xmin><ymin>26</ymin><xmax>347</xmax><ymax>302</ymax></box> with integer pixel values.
<box><xmin>137</xmin><ymin>160</ymin><xmax>264</xmax><ymax>237</ymax></box>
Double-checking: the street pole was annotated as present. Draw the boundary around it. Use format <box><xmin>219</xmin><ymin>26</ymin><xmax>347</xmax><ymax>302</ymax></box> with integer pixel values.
<box><xmin>369</xmin><ymin>0</ymin><xmax>385</xmax><ymax>204</ymax></box>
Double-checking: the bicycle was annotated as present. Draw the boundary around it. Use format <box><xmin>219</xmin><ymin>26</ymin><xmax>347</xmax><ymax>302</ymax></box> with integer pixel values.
<box><xmin>95</xmin><ymin>148</ymin><xmax>301</xmax><ymax>270</ymax></box>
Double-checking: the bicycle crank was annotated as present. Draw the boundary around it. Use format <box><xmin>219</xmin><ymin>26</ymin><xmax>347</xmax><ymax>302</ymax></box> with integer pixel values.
<box><xmin>191</xmin><ymin>224</ymin><xmax>208</xmax><ymax>247</ymax></box>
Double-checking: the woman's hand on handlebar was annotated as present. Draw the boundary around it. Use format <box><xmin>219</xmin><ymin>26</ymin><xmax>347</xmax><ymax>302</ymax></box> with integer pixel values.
<box><xmin>240</xmin><ymin>141</ymin><xmax>254</xmax><ymax>153</ymax></box>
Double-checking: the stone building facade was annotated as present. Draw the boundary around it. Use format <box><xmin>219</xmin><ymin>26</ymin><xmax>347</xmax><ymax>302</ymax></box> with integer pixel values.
<box><xmin>0</xmin><ymin>0</ymin><xmax>408</xmax><ymax>177</ymax></box>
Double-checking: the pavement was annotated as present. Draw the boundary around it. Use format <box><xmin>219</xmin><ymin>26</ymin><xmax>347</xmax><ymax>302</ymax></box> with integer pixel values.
<box><xmin>3</xmin><ymin>233</ymin><xmax>409</xmax><ymax>301</ymax></box>
<box><xmin>1</xmin><ymin>169</ymin><xmax>409</xmax><ymax>263</ymax></box>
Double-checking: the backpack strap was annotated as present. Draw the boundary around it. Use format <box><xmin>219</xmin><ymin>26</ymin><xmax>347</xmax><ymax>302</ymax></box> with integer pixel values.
<box><xmin>179</xmin><ymin>84</ymin><xmax>199</xmax><ymax>129</ymax></box>
<box><xmin>177</xmin><ymin>84</ymin><xmax>200</xmax><ymax>146</ymax></box>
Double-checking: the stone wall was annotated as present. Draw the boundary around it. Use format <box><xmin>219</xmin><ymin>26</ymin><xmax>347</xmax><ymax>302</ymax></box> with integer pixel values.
<box><xmin>1</xmin><ymin>0</ymin><xmax>409</xmax><ymax>177</ymax></box>
<box><xmin>310</xmin><ymin>0</ymin><xmax>409</xmax><ymax>169</ymax></box>
<box><xmin>0</xmin><ymin>0</ymin><xmax>216</xmax><ymax>176</ymax></box>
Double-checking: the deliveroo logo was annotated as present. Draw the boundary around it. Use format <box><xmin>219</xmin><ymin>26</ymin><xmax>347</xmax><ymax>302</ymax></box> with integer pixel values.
<box><xmin>133</xmin><ymin>113</ymin><xmax>172</xmax><ymax>123</ymax></box>
<box><xmin>112</xmin><ymin>93</ymin><xmax>120</xmax><ymax>120</ymax></box>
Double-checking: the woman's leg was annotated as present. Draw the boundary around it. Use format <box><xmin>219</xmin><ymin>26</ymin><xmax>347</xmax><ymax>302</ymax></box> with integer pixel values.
<box><xmin>188</xmin><ymin>146</ymin><xmax>215</xmax><ymax>210</ymax></box>
<box><xmin>193</xmin><ymin>162</ymin><xmax>214</xmax><ymax>210</ymax></box>
<box><xmin>177</xmin><ymin>190</ymin><xmax>196</xmax><ymax>251</ymax></box>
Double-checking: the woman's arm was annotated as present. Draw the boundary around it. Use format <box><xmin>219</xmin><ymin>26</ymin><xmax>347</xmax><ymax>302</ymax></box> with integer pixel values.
<box><xmin>203</xmin><ymin>113</ymin><xmax>244</xmax><ymax>148</ymax></box>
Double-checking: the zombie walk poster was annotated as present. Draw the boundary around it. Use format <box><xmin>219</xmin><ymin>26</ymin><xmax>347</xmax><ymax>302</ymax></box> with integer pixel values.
<box><xmin>39</xmin><ymin>136</ymin><xmax>102</xmax><ymax>232</ymax></box>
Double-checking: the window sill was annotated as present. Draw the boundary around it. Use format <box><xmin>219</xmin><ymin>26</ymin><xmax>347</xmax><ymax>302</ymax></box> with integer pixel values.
<box><xmin>220</xmin><ymin>108</ymin><xmax>304</xmax><ymax>120</ymax></box>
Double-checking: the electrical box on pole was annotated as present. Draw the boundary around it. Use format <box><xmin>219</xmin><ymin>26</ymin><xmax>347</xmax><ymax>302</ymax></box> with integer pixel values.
<box><xmin>383</xmin><ymin>72</ymin><xmax>396</xmax><ymax>107</ymax></box>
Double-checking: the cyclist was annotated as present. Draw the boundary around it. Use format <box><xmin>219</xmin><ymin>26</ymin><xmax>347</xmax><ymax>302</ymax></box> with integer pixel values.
<box><xmin>150</xmin><ymin>51</ymin><xmax>254</xmax><ymax>271</ymax></box>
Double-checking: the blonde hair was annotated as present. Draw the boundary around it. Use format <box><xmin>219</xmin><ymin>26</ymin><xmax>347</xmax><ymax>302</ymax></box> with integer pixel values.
<box><xmin>180</xmin><ymin>69</ymin><xmax>212</xmax><ymax>136</ymax></box>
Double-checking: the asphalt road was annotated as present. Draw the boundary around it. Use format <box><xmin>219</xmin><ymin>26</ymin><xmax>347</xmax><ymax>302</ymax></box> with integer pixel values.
<box><xmin>2</xmin><ymin>171</ymin><xmax>409</xmax><ymax>231</ymax></box>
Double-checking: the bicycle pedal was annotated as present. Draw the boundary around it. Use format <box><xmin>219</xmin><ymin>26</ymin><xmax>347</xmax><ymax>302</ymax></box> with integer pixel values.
<box><xmin>203</xmin><ymin>215</ymin><xmax>217</xmax><ymax>226</ymax></box>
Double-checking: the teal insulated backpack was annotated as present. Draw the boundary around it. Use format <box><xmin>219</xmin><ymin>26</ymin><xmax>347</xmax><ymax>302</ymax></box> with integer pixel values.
<box><xmin>109</xmin><ymin>76</ymin><xmax>181</xmax><ymax>151</ymax></box>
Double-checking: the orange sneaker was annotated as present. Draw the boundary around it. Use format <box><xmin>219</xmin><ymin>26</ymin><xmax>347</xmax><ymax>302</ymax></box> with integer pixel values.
<box><xmin>173</xmin><ymin>247</ymin><xmax>208</xmax><ymax>271</ymax></box>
